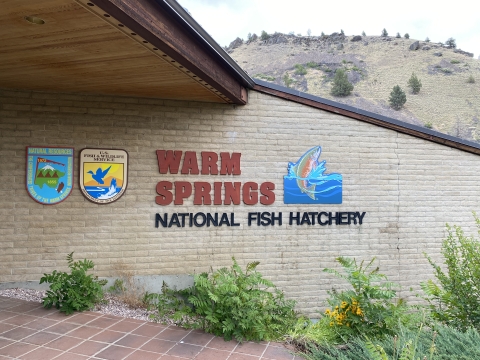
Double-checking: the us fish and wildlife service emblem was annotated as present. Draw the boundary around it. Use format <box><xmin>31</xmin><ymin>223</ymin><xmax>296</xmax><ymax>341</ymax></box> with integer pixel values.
<box><xmin>79</xmin><ymin>148</ymin><xmax>128</xmax><ymax>204</ymax></box>
<box><xmin>284</xmin><ymin>146</ymin><xmax>342</xmax><ymax>204</ymax></box>
<box><xmin>26</xmin><ymin>147</ymin><xmax>74</xmax><ymax>205</ymax></box>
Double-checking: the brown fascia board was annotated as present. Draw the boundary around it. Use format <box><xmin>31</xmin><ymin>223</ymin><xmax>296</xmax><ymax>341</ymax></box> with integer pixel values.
<box><xmin>253</xmin><ymin>79</ymin><xmax>480</xmax><ymax>157</ymax></box>
<box><xmin>90</xmin><ymin>0</ymin><xmax>251</xmax><ymax>104</ymax></box>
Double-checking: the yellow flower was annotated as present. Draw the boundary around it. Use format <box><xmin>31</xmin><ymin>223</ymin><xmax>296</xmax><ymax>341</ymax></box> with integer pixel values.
<box><xmin>325</xmin><ymin>309</ymin><xmax>331</xmax><ymax>315</ymax></box>
<box><xmin>356</xmin><ymin>308</ymin><xmax>363</xmax><ymax>316</ymax></box>
<box><xmin>329</xmin><ymin>322</ymin><xmax>334</xmax><ymax>327</ymax></box>
<box><xmin>341</xmin><ymin>301</ymin><xmax>347</xmax><ymax>309</ymax></box>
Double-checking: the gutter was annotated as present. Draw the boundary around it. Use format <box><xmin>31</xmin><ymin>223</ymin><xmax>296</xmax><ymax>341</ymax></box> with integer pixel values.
<box><xmin>158</xmin><ymin>0</ymin><xmax>256</xmax><ymax>89</ymax></box>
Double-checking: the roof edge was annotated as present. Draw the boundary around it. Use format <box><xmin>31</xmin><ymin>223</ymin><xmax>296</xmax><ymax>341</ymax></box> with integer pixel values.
<box><xmin>253</xmin><ymin>78</ymin><xmax>480</xmax><ymax>156</ymax></box>
<box><xmin>159</xmin><ymin>0</ymin><xmax>255</xmax><ymax>89</ymax></box>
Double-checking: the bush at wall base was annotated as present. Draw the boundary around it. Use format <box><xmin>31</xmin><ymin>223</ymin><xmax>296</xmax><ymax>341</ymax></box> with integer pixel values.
<box><xmin>145</xmin><ymin>257</ymin><xmax>297</xmax><ymax>342</ymax></box>
<box><xmin>40</xmin><ymin>252</ymin><xmax>107</xmax><ymax>315</ymax></box>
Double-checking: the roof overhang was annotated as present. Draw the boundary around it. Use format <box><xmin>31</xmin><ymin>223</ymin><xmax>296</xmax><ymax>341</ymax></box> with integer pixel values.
<box><xmin>0</xmin><ymin>0</ymin><xmax>251</xmax><ymax>104</ymax></box>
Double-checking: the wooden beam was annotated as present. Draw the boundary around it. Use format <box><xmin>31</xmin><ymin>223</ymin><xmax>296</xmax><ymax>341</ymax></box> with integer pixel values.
<box><xmin>90</xmin><ymin>0</ymin><xmax>247</xmax><ymax>104</ymax></box>
<box><xmin>254</xmin><ymin>84</ymin><xmax>480</xmax><ymax>157</ymax></box>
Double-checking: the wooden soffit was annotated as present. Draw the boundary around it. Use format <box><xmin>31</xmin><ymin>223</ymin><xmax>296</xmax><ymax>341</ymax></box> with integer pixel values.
<box><xmin>0</xmin><ymin>0</ymin><xmax>248</xmax><ymax>104</ymax></box>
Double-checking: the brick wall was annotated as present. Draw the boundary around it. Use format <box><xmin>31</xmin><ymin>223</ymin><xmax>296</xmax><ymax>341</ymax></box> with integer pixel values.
<box><xmin>1</xmin><ymin>88</ymin><xmax>479</xmax><ymax>316</ymax></box>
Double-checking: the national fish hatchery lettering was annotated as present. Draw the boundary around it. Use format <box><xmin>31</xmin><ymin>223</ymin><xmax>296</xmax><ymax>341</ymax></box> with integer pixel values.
<box><xmin>155</xmin><ymin>150</ymin><xmax>275</xmax><ymax>206</ymax></box>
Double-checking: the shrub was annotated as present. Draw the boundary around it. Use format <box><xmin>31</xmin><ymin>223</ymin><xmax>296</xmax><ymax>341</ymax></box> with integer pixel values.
<box><xmin>304</xmin><ymin>324</ymin><xmax>480</xmax><ymax>360</ymax></box>
<box><xmin>247</xmin><ymin>32</ymin><xmax>252</xmax><ymax>42</ymax></box>
<box><xmin>404</xmin><ymin>33</ymin><xmax>410</xmax><ymax>39</ymax></box>
<box><xmin>445</xmin><ymin>37</ymin><xmax>456</xmax><ymax>49</ymax></box>
<box><xmin>381</xmin><ymin>28</ymin><xmax>388</xmax><ymax>37</ymax></box>
<box><xmin>422</xmin><ymin>214</ymin><xmax>480</xmax><ymax>331</ymax></box>
<box><xmin>107</xmin><ymin>260</ymin><xmax>146</xmax><ymax>308</ymax></box>
<box><xmin>254</xmin><ymin>73</ymin><xmax>276</xmax><ymax>81</ymax></box>
<box><xmin>321</xmin><ymin>31</ymin><xmax>325</xmax><ymax>36</ymax></box>
<box><xmin>283</xmin><ymin>73</ymin><xmax>294</xmax><ymax>87</ymax></box>
<box><xmin>40</xmin><ymin>252</ymin><xmax>107</xmax><ymax>315</ymax></box>
<box><xmin>307</xmin><ymin>61</ymin><xmax>319</xmax><ymax>69</ymax></box>
<box><xmin>294</xmin><ymin>64</ymin><xmax>307</xmax><ymax>75</ymax></box>
<box><xmin>451</xmin><ymin>59</ymin><xmax>460</xmax><ymax>64</ymax></box>
<box><xmin>467</xmin><ymin>75</ymin><xmax>475</xmax><ymax>83</ymax></box>
<box><xmin>330</xmin><ymin>69</ymin><xmax>353</xmax><ymax>96</ymax></box>
<box><xmin>322</xmin><ymin>257</ymin><xmax>408</xmax><ymax>339</ymax></box>
<box><xmin>425</xmin><ymin>37</ymin><xmax>430</xmax><ymax>42</ymax></box>
<box><xmin>260</xmin><ymin>30</ymin><xmax>270</xmax><ymax>41</ymax></box>
<box><xmin>396</xmin><ymin>32</ymin><xmax>401</xmax><ymax>38</ymax></box>
<box><xmin>389</xmin><ymin>85</ymin><xmax>406</xmax><ymax>110</ymax></box>
<box><xmin>146</xmin><ymin>257</ymin><xmax>297</xmax><ymax>342</ymax></box>
<box><xmin>362</xmin><ymin>31</ymin><xmax>366</xmax><ymax>36</ymax></box>
<box><xmin>407</xmin><ymin>72</ymin><xmax>422</xmax><ymax>94</ymax></box>
<box><xmin>340</xmin><ymin>29</ymin><xmax>345</xmax><ymax>35</ymax></box>
<box><xmin>424</xmin><ymin>122</ymin><xmax>433</xmax><ymax>129</ymax></box>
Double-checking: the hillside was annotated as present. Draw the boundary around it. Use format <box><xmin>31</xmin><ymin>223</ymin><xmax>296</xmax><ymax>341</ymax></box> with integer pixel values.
<box><xmin>228</xmin><ymin>33</ymin><xmax>480</xmax><ymax>141</ymax></box>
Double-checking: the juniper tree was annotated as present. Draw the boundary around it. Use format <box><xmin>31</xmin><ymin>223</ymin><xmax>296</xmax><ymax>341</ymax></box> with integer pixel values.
<box><xmin>331</xmin><ymin>69</ymin><xmax>353</xmax><ymax>96</ymax></box>
<box><xmin>407</xmin><ymin>73</ymin><xmax>422</xmax><ymax>94</ymax></box>
<box><xmin>389</xmin><ymin>85</ymin><xmax>406</xmax><ymax>110</ymax></box>
<box><xmin>396</xmin><ymin>32</ymin><xmax>401</xmax><ymax>38</ymax></box>
<box><xmin>362</xmin><ymin>31</ymin><xmax>366</xmax><ymax>36</ymax></box>
<box><xmin>404</xmin><ymin>33</ymin><xmax>410</xmax><ymax>39</ymax></box>
<box><xmin>425</xmin><ymin>37</ymin><xmax>430</xmax><ymax>42</ymax></box>
<box><xmin>381</xmin><ymin>28</ymin><xmax>388</xmax><ymax>37</ymax></box>
<box><xmin>445</xmin><ymin>37</ymin><xmax>456</xmax><ymax>49</ymax></box>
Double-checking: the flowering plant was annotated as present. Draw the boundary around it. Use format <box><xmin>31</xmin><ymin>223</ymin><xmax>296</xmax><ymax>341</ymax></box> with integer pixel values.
<box><xmin>323</xmin><ymin>257</ymin><xmax>407</xmax><ymax>338</ymax></box>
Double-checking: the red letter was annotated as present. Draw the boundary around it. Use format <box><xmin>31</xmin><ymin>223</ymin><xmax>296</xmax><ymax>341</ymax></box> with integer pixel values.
<box><xmin>193</xmin><ymin>182</ymin><xmax>212</xmax><ymax>205</ymax></box>
<box><xmin>220</xmin><ymin>152</ymin><xmax>241</xmax><ymax>175</ymax></box>
<box><xmin>174</xmin><ymin>181</ymin><xmax>192</xmax><ymax>205</ymax></box>
<box><xmin>181</xmin><ymin>151</ymin><xmax>199</xmax><ymax>175</ymax></box>
<box><xmin>156</xmin><ymin>150</ymin><xmax>182</xmax><ymax>174</ymax></box>
<box><xmin>201</xmin><ymin>152</ymin><xmax>218</xmax><ymax>175</ymax></box>
<box><xmin>213</xmin><ymin>182</ymin><xmax>222</xmax><ymax>205</ymax></box>
<box><xmin>155</xmin><ymin>181</ymin><xmax>173</xmax><ymax>205</ymax></box>
<box><xmin>243</xmin><ymin>182</ymin><xmax>258</xmax><ymax>205</ymax></box>
<box><xmin>224</xmin><ymin>182</ymin><xmax>241</xmax><ymax>205</ymax></box>
<box><xmin>260</xmin><ymin>182</ymin><xmax>275</xmax><ymax>205</ymax></box>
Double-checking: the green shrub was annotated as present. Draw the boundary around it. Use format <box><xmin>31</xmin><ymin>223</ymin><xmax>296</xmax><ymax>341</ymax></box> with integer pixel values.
<box><xmin>146</xmin><ymin>257</ymin><xmax>297</xmax><ymax>342</ymax></box>
<box><xmin>307</xmin><ymin>61</ymin><xmax>319</xmax><ymax>69</ymax></box>
<box><xmin>40</xmin><ymin>252</ymin><xmax>107</xmax><ymax>315</ymax></box>
<box><xmin>331</xmin><ymin>69</ymin><xmax>353</xmax><ymax>96</ymax></box>
<box><xmin>467</xmin><ymin>75</ymin><xmax>475</xmax><ymax>83</ymax></box>
<box><xmin>424</xmin><ymin>122</ymin><xmax>433</xmax><ymax>129</ymax></box>
<box><xmin>441</xmin><ymin>68</ymin><xmax>452</xmax><ymax>74</ymax></box>
<box><xmin>451</xmin><ymin>59</ymin><xmax>460</xmax><ymax>64</ymax></box>
<box><xmin>404</xmin><ymin>33</ymin><xmax>410</xmax><ymax>39</ymax></box>
<box><xmin>362</xmin><ymin>31</ymin><xmax>366</xmax><ymax>36</ymax></box>
<box><xmin>322</xmin><ymin>257</ymin><xmax>408</xmax><ymax>339</ymax></box>
<box><xmin>407</xmin><ymin>73</ymin><xmax>422</xmax><ymax>94</ymax></box>
<box><xmin>260</xmin><ymin>30</ymin><xmax>270</xmax><ymax>41</ymax></box>
<box><xmin>254</xmin><ymin>73</ymin><xmax>276</xmax><ymax>81</ymax></box>
<box><xmin>422</xmin><ymin>214</ymin><xmax>480</xmax><ymax>331</ymax></box>
<box><xmin>381</xmin><ymin>28</ymin><xmax>388</xmax><ymax>37</ymax></box>
<box><xmin>283</xmin><ymin>73</ymin><xmax>294</xmax><ymax>87</ymax></box>
<box><xmin>396</xmin><ymin>32</ymin><xmax>401</xmax><ymax>38</ymax></box>
<box><xmin>304</xmin><ymin>324</ymin><xmax>480</xmax><ymax>360</ymax></box>
<box><xmin>389</xmin><ymin>85</ymin><xmax>406</xmax><ymax>110</ymax></box>
<box><xmin>294</xmin><ymin>64</ymin><xmax>307</xmax><ymax>75</ymax></box>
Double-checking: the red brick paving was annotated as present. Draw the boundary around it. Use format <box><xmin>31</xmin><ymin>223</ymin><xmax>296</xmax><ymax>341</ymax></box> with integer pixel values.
<box><xmin>0</xmin><ymin>295</ymin><xmax>303</xmax><ymax>359</ymax></box>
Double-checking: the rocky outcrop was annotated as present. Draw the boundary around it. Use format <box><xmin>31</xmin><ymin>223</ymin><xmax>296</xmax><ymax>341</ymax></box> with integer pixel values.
<box><xmin>433</xmin><ymin>52</ymin><xmax>443</xmax><ymax>57</ymax></box>
<box><xmin>351</xmin><ymin>35</ymin><xmax>362</xmax><ymax>42</ymax></box>
<box><xmin>454</xmin><ymin>49</ymin><xmax>474</xmax><ymax>57</ymax></box>
<box><xmin>228</xmin><ymin>37</ymin><xmax>243</xmax><ymax>50</ymax></box>
<box><xmin>422</xmin><ymin>46</ymin><xmax>431</xmax><ymax>51</ymax></box>
<box><xmin>409</xmin><ymin>41</ymin><xmax>420</xmax><ymax>50</ymax></box>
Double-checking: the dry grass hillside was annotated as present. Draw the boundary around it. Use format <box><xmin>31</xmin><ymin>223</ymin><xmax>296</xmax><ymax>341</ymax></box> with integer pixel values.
<box><xmin>228</xmin><ymin>33</ymin><xmax>480</xmax><ymax>141</ymax></box>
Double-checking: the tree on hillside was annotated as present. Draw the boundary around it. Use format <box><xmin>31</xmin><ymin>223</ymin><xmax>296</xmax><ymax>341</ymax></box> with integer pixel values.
<box><xmin>331</xmin><ymin>69</ymin><xmax>353</xmax><ymax>96</ymax></box>
<box><xmin>381</xmin><ymin>28</ymin><xmax>388</xmax><ymax>37</ymax></box>
<box><xmin>404</xmin><ymin>33</ymin><xmax>410</xmax><ymax>39</ymax></box>
<box><xmin>260</xmin><ymin>30</ymin><xmax>270</xmax><ymax>41</ymax></box>
<box><xmin>389</xmin><ymin>85</ymin><xmax>406</xmax><ymax>110</ymax></box>
<box><xmin>362</xmin><ymin>31</ymin><xmax>366</xmax><ymax>36</ymax></box>
<box><xmin>407</xmin><ymin>73</ymin><xmax>422</xmax><ymax>94</ymax></box>
<box><xmin>307</xmin><ymin>29</ymin><xmax>311</xmax><ymax>37</ymax></box>
<box><xmin>340</xmin><ymin>29</ymin><xmax>345</xmax><ymax>35</ymax></box>
<box><xmin>445</xmin><ymin>38</ymin><xmax>456</xmax><ymax>49</ymax></box>
<box><xmin>396</xmin><ymin>32</ymin><xmax>401</xmax><ymax>38</ymax></box>
<box><xmin>425</xmin><ymin>37</ymin><xmax>430</xmax><ymax>42</ymax></box>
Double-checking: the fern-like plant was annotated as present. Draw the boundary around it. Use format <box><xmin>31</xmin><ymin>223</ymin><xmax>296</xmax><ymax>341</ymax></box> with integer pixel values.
<box><xmin>146</xmin><ymin>257</ymin><xmax>297</xmax><ymax>342</ymax></box>
<box><xmin>40</xmin><ymin>252</ymin><xmax>107</xmax><ymax>315</ymax></box>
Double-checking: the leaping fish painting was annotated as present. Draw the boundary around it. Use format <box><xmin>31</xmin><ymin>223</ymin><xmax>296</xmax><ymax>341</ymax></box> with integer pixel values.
<box><xmin>284</xmin><ymin>146</ymin><xmax>342</xmax><ymax>204</ymax></box>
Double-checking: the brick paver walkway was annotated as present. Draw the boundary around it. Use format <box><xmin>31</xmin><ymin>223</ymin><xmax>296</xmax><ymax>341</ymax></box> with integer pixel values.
<box><xmin>0</xmin><ymin>296</ymin><xmax>303</xmax><ymax>359</ymax></box>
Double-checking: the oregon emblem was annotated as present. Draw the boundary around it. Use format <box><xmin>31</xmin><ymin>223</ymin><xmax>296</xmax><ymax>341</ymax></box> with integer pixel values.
<box><xmin>26</xmin><ymin>147</ymin><xmax>74</xmax><ymax>205</ymax></box>
<box><xmin>79</xmin><ymin>148</ymin><xmax>128</xmax><ymax>204</ymax></box>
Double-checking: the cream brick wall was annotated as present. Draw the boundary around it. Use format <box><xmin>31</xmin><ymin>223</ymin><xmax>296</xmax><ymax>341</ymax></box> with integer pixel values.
<box><xmin>1</xmin><ymin>88</ymin><xmax>479</xmax><ymax>316</ymax></box>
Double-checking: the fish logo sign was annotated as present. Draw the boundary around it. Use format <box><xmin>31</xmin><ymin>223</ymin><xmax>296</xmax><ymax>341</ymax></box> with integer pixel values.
<box><xmin>26</xmin><ymin>147</ymin><xmax>74</xmax><ymax>205</ymax></box>
<box><xmin>284</xmin><ymin>146</ymin><xmax>342</xmax><ymax>204</ymax></box>
<box><xmin>79</xmin><ymin>148</ymin><xmax>128</xmax><ymax>204</ymax></box>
